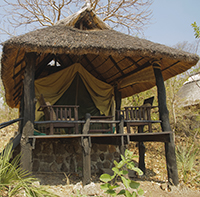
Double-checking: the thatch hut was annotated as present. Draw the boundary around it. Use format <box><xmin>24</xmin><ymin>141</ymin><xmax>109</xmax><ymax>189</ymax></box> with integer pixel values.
<box><xmin>1</xmin><ymin>6</ymin><xmax>199</xmax><ymax>186</ymax></box>
<box><xmin>177</xmin><ymin>72</ymin><xmax>200</xmax><ymax>108</ymax></box>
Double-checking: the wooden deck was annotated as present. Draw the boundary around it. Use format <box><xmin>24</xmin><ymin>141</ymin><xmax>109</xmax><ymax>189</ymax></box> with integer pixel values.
<box><xmin>29</xmin><ymin>131</ymin><xmax>172</xmax><ymax>143</ymax></box>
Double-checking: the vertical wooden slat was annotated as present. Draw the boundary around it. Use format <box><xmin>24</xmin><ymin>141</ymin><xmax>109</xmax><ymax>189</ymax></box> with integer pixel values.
<box><xmin>49</xmin><ymin>108</ymin><xmax>54</xmax><ymax>135</ymax></box>
<box><xmin>64</xmin><ymin>108</ymin><xmax>67</xmax><ymax>120</ymax></box>
<box><xmin>130</xmin><ymin>108</ymin><xmax>134</xmax><ymax>120</ymax></box>
<box><xmin>68</xmin><ymin>108</ymin><xmax>71</xmax><ymax>120</ymax></box>
<box><xmin>56</xmin><ymin>108</ymin><xmax>59</xmax><ymax>119</ymax></box>
<box><xmin>115</xmin><ymin>87</ymin><xmax>122</xmax><ymax>133</ymax></box>
<box><xmin>60</xmin><ymin>107</ymin><xmax>63</xmax><ymax>120</ymax></box>
<box><xmin>74</xmin><ymin>107</ymin><xmax>78</xmax><ymax>134</ymax></box>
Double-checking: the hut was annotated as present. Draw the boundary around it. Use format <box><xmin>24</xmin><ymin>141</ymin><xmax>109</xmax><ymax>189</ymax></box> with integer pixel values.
<box><xmin>177</xmin><ymin>72</ymin><xmax>200</xmax><ymax>108</ymax></box>
<box><xmin>1</xmin><ymin>6</ymin><xmax>199</xmax><ymax>186</ymax></box>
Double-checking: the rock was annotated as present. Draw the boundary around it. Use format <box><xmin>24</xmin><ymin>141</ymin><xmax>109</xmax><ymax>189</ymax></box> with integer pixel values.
<box><xmin>82</xmin><ymin>182</ymin><xmax>101</xmax><ymax>196</ymax></box>
<box><xmin>32</xmin><ymin>181</ymin><xmax>40</xmax><ymax>187</ymax></box>
<box><xmin>73</xmin><ymin>182</ymin><xmax>83</xmax><ymax>194</ymax></box>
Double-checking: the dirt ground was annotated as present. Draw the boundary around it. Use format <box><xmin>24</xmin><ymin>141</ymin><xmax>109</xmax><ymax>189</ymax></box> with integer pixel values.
<box><xmin>34</xmin><ymin>141</ymin><xmax>200</xmax><ymax>197</ymax></box>
<box><xmin>1</xmin><ymin>128</ymin><xmax>200</xmax><ymax>197</ymax></box>
<box><xmin>34</xmin><ymin>172</ymin><xmax>200</xmax><ymax>197</ymax></box>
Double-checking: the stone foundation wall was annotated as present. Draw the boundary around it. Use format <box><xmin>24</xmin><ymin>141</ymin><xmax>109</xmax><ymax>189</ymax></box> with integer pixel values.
<box><xmin>32</xmin><ymin>138</ymin><xmax>121</xmax><ymax>175</ymax></box>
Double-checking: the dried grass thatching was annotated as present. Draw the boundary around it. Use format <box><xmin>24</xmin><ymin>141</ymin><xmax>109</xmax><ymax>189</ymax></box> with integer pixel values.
<box><xmin>1</xmin><ymin>7</ymin><xmax>199</xmax><ymax>108</ymax></box>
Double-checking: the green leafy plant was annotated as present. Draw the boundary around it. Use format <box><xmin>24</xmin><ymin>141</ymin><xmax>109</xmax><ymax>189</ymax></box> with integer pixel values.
<box><xmin>191</xmin><ymin>22</ymin><xmax>200</xmax><ymax>38</ymax></box>
<box><xmin>176</xmin><ymin>142</ymin><xmax>200</xmax><ymax>184</ymax></box>
<box><xmin>100</xmin><ymin>149</ymin><xmax>144</xmax><ymax>196</ymax></box>
<box><xmin>0</xmin><ymin>143</ymin><xmax>57</xmax><ymax>197</ymax></box>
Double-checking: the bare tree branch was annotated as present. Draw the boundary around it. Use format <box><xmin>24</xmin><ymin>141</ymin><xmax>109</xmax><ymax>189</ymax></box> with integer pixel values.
<box><xmin>0</xmin><ymin>0</ymin><xmax>152</xmax><ymax>39</ymax></box>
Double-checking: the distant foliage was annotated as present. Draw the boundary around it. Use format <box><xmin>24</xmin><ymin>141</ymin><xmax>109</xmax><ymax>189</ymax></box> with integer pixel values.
<box><xmin>191</xmin><ymin>22</ymin><xmax>200</xmax><ymax>39</ymax></box>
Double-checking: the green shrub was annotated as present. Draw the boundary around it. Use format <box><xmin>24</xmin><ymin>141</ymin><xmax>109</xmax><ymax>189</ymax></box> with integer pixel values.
<box><xmin>100</xmin><ymin>149</ymin><xmax>144</xmax><ymax>197</ymax></box>
<box><xmin>0</xmin><ymin>143</ymin><xmax>57</xmax><ymax>197</ymax></box>
<box><xmin>176</xmin><ymin>142</ymin><xmax>200</xmax><ymax>184</ymax></box>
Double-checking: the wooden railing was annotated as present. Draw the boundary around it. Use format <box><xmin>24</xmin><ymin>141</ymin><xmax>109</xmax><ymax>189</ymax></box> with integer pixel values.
<box><xmin>116</xmin><ymin>106</ymin><xmax>160</xmax><ymax>133</ymax></box>
<box><xmin>0</xmin><ymin>118</ymin><xmax>23</xmax><ymax>130</ymax></box>
<box><xmin>37</xmin><ymin>105</ymin><xmax>79</xmax><ymax>134</ymax></box>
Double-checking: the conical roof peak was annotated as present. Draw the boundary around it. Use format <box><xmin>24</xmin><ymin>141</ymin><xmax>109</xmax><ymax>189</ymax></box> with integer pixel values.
<box><xmin>55</xmin><ymin>6</ymin><xmax>111</xmax><ymax>30</ymax></box>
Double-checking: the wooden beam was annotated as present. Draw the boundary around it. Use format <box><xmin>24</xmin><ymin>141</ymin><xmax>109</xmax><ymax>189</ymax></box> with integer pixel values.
<box><xmin>81</xmin><ymin>113</ymin><xmax>91</xmax><ymax>186</ymax></box>
<box><xmin>109</xmin><ymin>55</ymin><xmax>125</xmax><ymax>76</ymax></box>
<box><xmin>138</xmin><ymin>126</ymin><xmax>145</xmax><ymax>174</ymax></box>
<box><xmin>118</xmin><ymin>115</ymin><xmax>127</xmax><ymax>157</ymax></box>
<box><xmin>125</xmin><ymin>56</ymin><xmax>142</xmax><ymax>68</ymax></box>
<box><xmin>106</xmin><ymin>57</ymin><xmax>144</xmax><ymax>82</ymax></box>
<box><xmin>12</xmin><ymin>66</ymin><xmax>25</xmax><ymax>79</ymax></box>
<box><xmin>162</xmin><ymin>61</ymin><xmax>180</xmax><ymax>72</ymax></box>
<box><xmin>110</xmin><ymin>61</ymin><xmax>151</xmax><ymax>84</ymax></box>
<box><xmin>67</xmin><ymin>54</ymin><xmax>74</xmax><ymax>65</ymax></box>
<box><xmin>29</xmin><ymin>132</ymin><xmax>172</xmax><ymax>142</ymax></box>
<box><xmin>35</xmin><ymin>54</ymin><xmax>54</xmax><ymax>79</ymax></box>
<box><xmin>14</xmin><ymin>58</ymin><xmax>25</xmax><ymax>68</ymax></box>
<box><xmin>153</xmin><ymin>63</ymin><xmax>179</xmax><ymax>186</ymax></box>
<box><xmin>115</xmin><ymin>86</ymin><xmax>122</xmax><ymax>133</ymax></box>
<box><xmin>83</xmin><ymin>55</ymin><xmax>106</xmax><ymax>82</ymax></box>
<box><xmin>20</xmin><ymin>52</ymin><xmax>36</xmax><ymax>172</ymax></box>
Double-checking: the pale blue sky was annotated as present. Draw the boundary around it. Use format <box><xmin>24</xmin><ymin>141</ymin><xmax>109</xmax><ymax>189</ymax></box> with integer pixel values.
<box><xmin>144</xmin><ymin>0</ymin><xmax>200</xmax><ymax>51</ymax></box>
<box><xmin>0</xmin><ymin>0</ymin><xmax>200</xmax><ymax>54</ymax></box>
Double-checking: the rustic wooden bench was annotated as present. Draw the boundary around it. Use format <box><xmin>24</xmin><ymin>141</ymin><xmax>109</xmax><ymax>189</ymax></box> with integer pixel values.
<box><xmin>116</xmin><ymin>96</ymin><xmax>160</xmax><ymax>133</ymax></box>
<box><xmin>37</xmin><ymin>95</ymin><xmax>79</xmax><ymax>134</ymax></box>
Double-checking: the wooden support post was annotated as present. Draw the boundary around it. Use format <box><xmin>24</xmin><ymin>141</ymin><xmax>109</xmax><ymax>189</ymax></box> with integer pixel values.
<box><xmin>119</xmin><ymin>115</ymin><xmax>125</xmax><ymax>156</ymax></box>
<box><xmin>153</xmin><ymin>63</ymin><xmax>179</xmax><ymax>186</ymax></box>
<box><xmin>20</xmin><ymin>52</ymin><xmax>36</xmax><ymax>172</ymax></box>
<box><xmin>114</xmin><ymin>86</ymin><xmax>121</xmax><ymax>133</ymax></box>
<box><xmin>81</xmin><ymin>113</ymin><xmax>91</xmax><ymax>186</ymax></box>
<box><xmin>19</xmin><ymin>93</ymin><xmax>24</xmax><ymax>134</ymax></box>
<box><xmin>138</xmin><ymin>125</ymin><xmax>146</xmax><ymax>174</ymax></box>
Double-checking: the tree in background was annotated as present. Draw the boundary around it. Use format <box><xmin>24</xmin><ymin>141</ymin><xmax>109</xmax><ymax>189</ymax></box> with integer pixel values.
<box><xmin>191</xmin><ymin>22</ymin><xmax>200</xmax><ymax>39</ymax></box>
<box><xmin>165</xmin><ymin>41</ymin><xmax>200</xmax><ymax>130</ymax></box>
<box><xmin>0</xmin><ymin>0</ymin><xmax>152</xmax><ymax>40</ymax></box>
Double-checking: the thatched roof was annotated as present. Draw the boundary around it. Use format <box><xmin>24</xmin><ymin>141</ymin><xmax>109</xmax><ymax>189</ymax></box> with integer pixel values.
<box><xmin>1</xmin><ymin>7</ymin><xmax>199</xmax><ymax>108</ymax></box>
<box><xmin>177</xmin><ymin>73</ymin><xmax>200</xmax><ymax>108</ymax></box>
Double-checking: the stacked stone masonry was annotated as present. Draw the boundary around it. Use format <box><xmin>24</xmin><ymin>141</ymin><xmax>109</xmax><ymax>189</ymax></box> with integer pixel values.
<box><xmin>32</xmin><ymin>138</ymin><xmax>121</xmax><ymax>175</ymax></box>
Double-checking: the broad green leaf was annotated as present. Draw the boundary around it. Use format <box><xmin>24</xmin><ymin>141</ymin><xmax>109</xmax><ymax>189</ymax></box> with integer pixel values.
<box><xmin>109</xmin><ymin>184</ymin><xmax>119</xmax><ymax>190</ymax></box>
<box><xmin>121</xmin><ymin>176</ymin><xmax>130</xmax><ymax>188</ymax></box>
<box><xmin>117</xmin><ymin>189</ymin><xmax>125</xmax><ymax>195</ymax></box>
<box><xmin>131</xmin><ymin>191</ymin><xmax>137</xmax><ymax>197</ymax></box>
<box><xmin>114</xmin><ymin>160</ymin><xmax>119</xmax><ymax>167</ymax></box>
<box><xmin>127</xmin><ymin>161</ymin><xmax>135</xmax><ymax>168</ymax></box>
<box><xmin>117</xmin><ymin>160</ymin><xmax>126</xmax><ymax>168</ymax></box>
<box><xmin>100</xmin><ymin>183</ymin><xmax>111</xmax><ymax>190</ymax></box>
<box><xmin>134</xmin><ymin>168</ymin><xmax>143</xmax><ymax>176</ymax></box>
<box><xmin>121</xmin><ymin>170</ymin><xmax>128</xmax><ymax>175</ymax></box>
<box><xmin>112</xmin><ymin>167</ymin><xmax>120</xmax><ymax>174</ymax></box>
<box><xmin>100</xmin><ymin>174</ymin><xmax>112</xmax><ymax>183</ymax></box>
<box><xmin>127</xmin><ymin>163</ymin><xmax>143</xmax><ymax>176</ymax></box>
<box><xmin>121</xmin><ymin>154</ymin><xmax>125</xmax><ymax>161</ymax></box>
<box><xmin>129</xmin><ymin>180</ymin><xmax>140</xmax><ymax>189</ymax></box>
<box><xmin>105</xmin><ymin>189</ymin><xmax>117</xmax><ymax>196</ymax></box>
<box><xmin>125</xmin><ymin>190</ymin><xmax>132</xmax><ymax>197</ymax></box>
<box><xmin>137</xmin><ymin>188</ymin><xmax>144</xmax><ymax>195</ymax></box>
